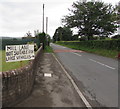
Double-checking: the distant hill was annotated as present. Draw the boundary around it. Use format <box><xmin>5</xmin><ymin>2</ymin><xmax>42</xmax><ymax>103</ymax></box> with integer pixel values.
<box><xmin>0</xmin><ymin>36</ymin><xmax>22</xmax><ymax>39</ymax></box>
<box><xmin>0</xmin><ymin>37</ymin><xmax>13</xmax><ymax>39</ymax></box>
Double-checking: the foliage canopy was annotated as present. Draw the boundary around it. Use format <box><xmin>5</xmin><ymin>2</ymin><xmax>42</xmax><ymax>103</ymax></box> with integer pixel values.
<box><xmin>53</xmin><ymin>27</ymin><xmax>72</xmax><ymax>42</ymax></box>
<box><xmin>62</xmin><ymin>1</ymin><xmax>117</xmax><ymax>40</ymax></box>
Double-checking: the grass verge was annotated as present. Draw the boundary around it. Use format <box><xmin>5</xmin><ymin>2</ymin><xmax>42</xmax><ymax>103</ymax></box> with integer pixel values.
<box><xmin>0</xmin><ymin>50</ymin><xmax>29</xmax><ymax>72</ymax></box>
<box><xmin>44</xmin><ymin>46</ymin><xmax>53</xmax><ymax>53</ymax></box>
<box><xmin>56</xmin><ymin>42</ymin><xmax>118</xmax><ymax>59</ymax></box>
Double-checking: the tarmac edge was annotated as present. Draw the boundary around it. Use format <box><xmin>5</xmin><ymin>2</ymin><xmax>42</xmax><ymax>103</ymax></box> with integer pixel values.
<box><xmin>52</xmin><ymin>53</ymin><xmax>92</xmax><ymax>109</ymax></box>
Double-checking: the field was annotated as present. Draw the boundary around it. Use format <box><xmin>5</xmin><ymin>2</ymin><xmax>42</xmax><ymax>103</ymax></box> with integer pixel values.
<box><xmin>0</xmin><ymin>50</ymin><xmax>29</xmax><ymax>72</ymax></box>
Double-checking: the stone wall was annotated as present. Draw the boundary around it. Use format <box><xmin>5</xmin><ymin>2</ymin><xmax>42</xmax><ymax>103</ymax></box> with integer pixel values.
<box><xmin>2</xmin><ymin>46</ymin><xmax>43</xmax><ymax>107</ymax></box>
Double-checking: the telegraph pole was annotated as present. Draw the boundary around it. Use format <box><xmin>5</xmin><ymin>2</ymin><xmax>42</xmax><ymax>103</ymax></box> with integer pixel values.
<box><xmin>46</xmin><ymin>17</ymin><xmax>50</xmax><ymax>46</ymax></box>
<box><xmin>42</xmin><ymin>4</ymin><xmax>45</xmax><ymax>32</ymax></box>
<box><xmin>42</xmin><ymin>4</ymin><xmax>46</xmax><ymax>49</ymax></box>
<box><xmin>46</xmin><ymin>17</ymin><xmax>48</xmax><ymax>34</ymax></box>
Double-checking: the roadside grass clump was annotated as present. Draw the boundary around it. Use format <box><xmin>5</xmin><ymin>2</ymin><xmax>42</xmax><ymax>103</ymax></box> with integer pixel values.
<box><xmin>44</xmin><ymin>45</ymin><xmax>53</xmax><ymax>53</ymax></box>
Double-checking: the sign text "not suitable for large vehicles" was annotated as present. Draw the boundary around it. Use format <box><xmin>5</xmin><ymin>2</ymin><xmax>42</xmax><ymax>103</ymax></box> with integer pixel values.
<box><xmin>6</xmin><ymin>44</ymin><xmax>35</xmax><ymax>62</ymax></box>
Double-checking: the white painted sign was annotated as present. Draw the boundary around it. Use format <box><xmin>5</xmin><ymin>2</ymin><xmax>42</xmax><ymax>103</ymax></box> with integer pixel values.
<box><xmin>44</xmin><ymin>73</ymin><xmax>52</xmax><ymax>77</ymax></box>
<box><xmin>6</xmin><ymin>44</ymin><xmax>35</xmax><ymax>62</ymax></box>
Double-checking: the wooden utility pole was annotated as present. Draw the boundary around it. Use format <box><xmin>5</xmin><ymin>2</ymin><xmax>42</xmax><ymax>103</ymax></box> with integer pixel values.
<box><xmin>42</xmin><ymin>4</ymin><xmax>46</xmax><ymax>50</ymax></box>
<box><xmin>46</xmin><ymin>17</ymin><xmax>48</xmax><ymax>34</ymax></box>
<box><xmin>43</xmin><ymin>4</ymin><xmax>45</xmax><ymax>33</ymax></box>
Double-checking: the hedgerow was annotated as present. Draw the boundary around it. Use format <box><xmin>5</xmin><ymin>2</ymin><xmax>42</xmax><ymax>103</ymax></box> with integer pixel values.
<box><xmin>1</xmin><ymin>38</ymin><xmax>40</xmax><ymax>50</ymax></box>
<box><xmin>57</xmin><ymin>40</ymin><xmax>120</xmax><ymax>51</ymax></box>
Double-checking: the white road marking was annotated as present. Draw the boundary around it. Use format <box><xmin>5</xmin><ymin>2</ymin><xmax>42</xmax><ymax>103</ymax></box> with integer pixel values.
<box><xmin>52</xmin><ymin>53</ymin><xmax>92</xmax><ymax>109</ymax></box>
<box><xmin>73</xmin><ymin>52</ymin><xmax>82</xmax><ymax>57</ymax></box>
<box><xmin>89</xmin><ymin>59</ymin><xmax>115</xmax><ymax>70</ymax></box>
<box><xmin>61</xmin><ymin>47</ymin><xmax>67</xmax><ymax>48</ymax></box>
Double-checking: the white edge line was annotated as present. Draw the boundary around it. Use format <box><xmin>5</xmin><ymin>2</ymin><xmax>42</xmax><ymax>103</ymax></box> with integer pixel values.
<box><xmin>73</xmin><ymin>52</ymin><xmax>82</xmax><ymax>57</ymax></box>
<box><xmin>52</xmin><ymin>53</ymin><xmax>92</xmax><ymax>109</ymax></box>
<box><xmin>89</xmin><ymin>59</ymin><xmax>115</xmax><ymax>70</ymax></box>
<box><xmin>104</xmin><ymin>65</ymin><xmax>115</xmax><ymax>70</ymax></box>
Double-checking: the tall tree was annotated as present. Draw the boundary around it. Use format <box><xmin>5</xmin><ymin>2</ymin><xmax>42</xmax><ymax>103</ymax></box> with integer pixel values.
<box><xmin>116</xmin><ymin>2</ymin><xmax>120</xmax><ymax>23</ymax></box>
<box><xmin>62</xmin><ymin>27</ymin><xmax>73</xmax><ymax>41</ymax></box>
<box><xmin>53</xmin><ymin>27</ymin><xmax>63</xmax><ymax>42</ymax></box>
<box><xmin>62</xmin><ymin>1</ymin><xmax>117</xmax><ymax>40</ymax></box>
<box><xmin>53</xmin><ymin>27</ymin><xmax>72</xmax><ymax>42</ymax></box>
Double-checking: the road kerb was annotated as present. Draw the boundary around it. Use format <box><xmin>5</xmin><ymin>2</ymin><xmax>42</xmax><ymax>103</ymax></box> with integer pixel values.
<box><xmin>52</xmin><ymin>53</ymin><xmax>92</xmax><ymax>109</ymax></box>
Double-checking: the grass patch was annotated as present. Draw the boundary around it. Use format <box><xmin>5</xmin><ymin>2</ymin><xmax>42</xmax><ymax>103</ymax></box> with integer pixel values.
<box><xmin>0</xmin><ymin>50</ymin><xmax>29</xmax><ymax>72</ymax></box>
<box><xmin>56</xmin><ymin>42</ymin><xmax>118</xmax><ymax>58</ymax></box>
<box><xmin>44</xmin><ymin>46</ymin><xmax>53</xmax><ymax>53</ymax></box>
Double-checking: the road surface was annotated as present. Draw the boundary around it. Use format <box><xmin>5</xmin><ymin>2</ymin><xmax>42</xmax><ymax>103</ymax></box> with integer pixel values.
<box><xmin>51</xmin><ymin>43</ymin><xmax>118</xmax><ymax>107</ymax></box>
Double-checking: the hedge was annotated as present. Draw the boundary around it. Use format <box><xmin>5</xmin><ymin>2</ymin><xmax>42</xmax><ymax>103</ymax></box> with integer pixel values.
<box><xmin>57</xmin><ymin>40</ymin><xmax>120</xmax><ymax>51</ymax></box>
<box><xmin>1</xmin><ymin>38</ymin><xmax>40</xmax><ymax>50</ymax></box>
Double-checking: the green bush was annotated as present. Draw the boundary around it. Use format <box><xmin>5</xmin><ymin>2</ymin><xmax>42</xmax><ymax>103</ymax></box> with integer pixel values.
<box><xmin>111</xmin><ymin>34</ymin><xmax>120</xmax><ymax>39</ymax></box>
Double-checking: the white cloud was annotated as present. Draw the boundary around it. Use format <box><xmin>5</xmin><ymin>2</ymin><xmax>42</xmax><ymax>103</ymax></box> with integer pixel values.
<box><xmin>0</xmin><ymin>0</ymin><xmax>119</xmax><ymax>37</ymax></box>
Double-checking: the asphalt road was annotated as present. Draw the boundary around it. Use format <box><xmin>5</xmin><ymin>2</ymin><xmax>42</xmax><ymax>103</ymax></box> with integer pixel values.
<box><xmin>51</xmin><ymin>43</ymin><xmax>118</xmax><ymax>107</ymax></box>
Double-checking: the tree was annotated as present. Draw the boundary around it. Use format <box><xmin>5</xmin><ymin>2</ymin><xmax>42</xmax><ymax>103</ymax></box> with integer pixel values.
<box><xmin>111</xmin><ymin>34</ymin><xmax>120</xmax><ymax>39</ymax></box>
<box><xmin>26</xmin><ymin>31</ymin><xmax>32</xmax><ymax>38</ymax></box>
<box><xmin>35</xmin><ymin>32</ymin><xmax>47</xmax><ymax>48</ymax></box>
<box><xmin>71</xmin><ymin>34</ymin><xmax>79</xmax><ymax>40</ymax></box>
<box><xmin>62</xmin><ymin>1</ymin><xmax>117</xmax><ymax>40</ymax></box>
<box><xmin>53</xmin><ymin>27</ymin><xmax>63</xmax><ymax>42</ymax></box>
<box><xmin>62</xmin><ymin>27</ymin><xmax>73</xmax><ymax>41</ymax></box>
<box><xmin>115</xmin><ymin>2</ymin><xmax>120</xmax><ymax>23</ymax></box>
<box><xmin>53</xmin><ymin>27</ymin><xmax>72</xmax><ymax>42</ymax></box>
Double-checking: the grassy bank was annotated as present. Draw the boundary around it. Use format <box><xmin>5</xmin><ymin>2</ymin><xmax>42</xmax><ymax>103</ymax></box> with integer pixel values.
<box><xmin>56</xmin><ymin>42</ymin><xmax>118</xmax><ymax>58</ymax></box>
<box><xmin>0</xmin><ymin>50</ymin><xmax>29</xmax><ymax>72</ymax></box>
<box><xmin>44</xmin><ymin>46</ymin><xmax>53</xmax><ymax>53</ymax></box>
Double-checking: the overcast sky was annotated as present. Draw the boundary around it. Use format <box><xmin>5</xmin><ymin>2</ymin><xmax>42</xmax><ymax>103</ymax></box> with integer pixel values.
<box><xmin>0</xmin><ymin>0</ymin><xmax>119</xmax><ymax>38</ymax></box>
